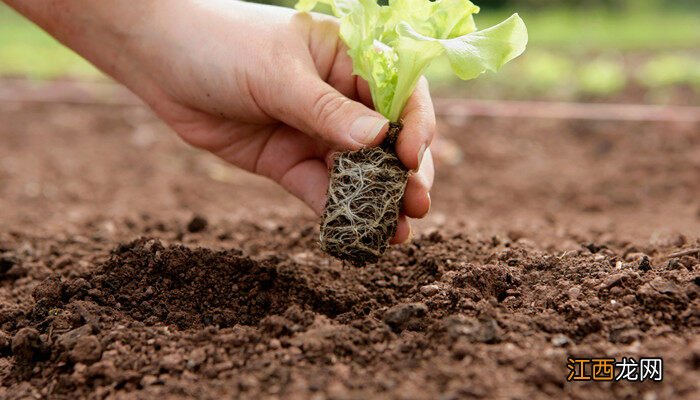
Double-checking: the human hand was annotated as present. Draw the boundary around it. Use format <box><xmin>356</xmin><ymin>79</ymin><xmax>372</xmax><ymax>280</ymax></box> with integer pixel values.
<box><xmin>5</xmin><ymin>0</ymin><xmax>435</xmax><ymax>243</ymax></box>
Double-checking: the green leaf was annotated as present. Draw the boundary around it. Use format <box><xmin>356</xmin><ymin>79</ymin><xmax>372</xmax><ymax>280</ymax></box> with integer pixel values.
<box><xmin>295</xmin><ymin>0</ymin><xmax>356</xmax><ymax>16</ymax></box>
<box><xmin>398</xmin><ymin>13</ymin><xmax>528</xmax><ymax>80</ymax></box>
<box><xmin>387</xmin><ymin>38</ymin><xmax>443</xmax><ymax>121</ymax></box>
<box><xmin>294</xmin><ymin>0</ymin><xmax>528</xmax><ymax>121</ymax></box>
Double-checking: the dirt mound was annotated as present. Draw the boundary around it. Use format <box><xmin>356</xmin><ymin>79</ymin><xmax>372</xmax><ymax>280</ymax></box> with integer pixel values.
<box><xmin>94</xmin><ymin>238</ymin><xmax>293</xmax><ymax>328</ymax></box>
<box><xmin>33</xmin><ymin>238</ymin><xmax>369</xmax><ymax>330</ymax></box>
<box><xmin>1</xmin><ymin>229</ymin><xmax>699</xmax><ymax>398</ymax></box>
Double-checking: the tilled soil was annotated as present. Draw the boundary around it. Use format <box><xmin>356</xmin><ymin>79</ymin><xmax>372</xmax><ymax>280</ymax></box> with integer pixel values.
<box><xmin>0</xmin><ymin>92</ymin><xmax>699</xmax><ymax>399</ymax></box>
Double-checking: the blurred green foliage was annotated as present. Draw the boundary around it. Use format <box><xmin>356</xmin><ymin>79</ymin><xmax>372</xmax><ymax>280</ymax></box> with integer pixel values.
<box><xmin>519</xmin><ymin>50</ymin><xmax>574</xmax><ymax>94</ymax></box>
<box><xmin>578</xmin><ymin>58</ymin><xmax>627</xmax><ymax>96</ymax></box>
<box><xmin>426</xmin><ymin>50</ymin><xmax>700</xmax><ymax>103</ymax></box>
<box><xmin>478</xmin><ymin>8</ymin><xmax>700</xmax><ymax>51</ymax></box>
<box><xmin>475</xmin><ymin>0</ymin><xmax>699</xmax><ymax>11</ymax></box>
<box><xmin>0</xmin><ymin>0</ymin><xmax>698</xmax><ymax>103</ymax></box>
<box><xmin>637</xmin><ymin>55</ymin><xmax>700</xmax><ymax>89</ymax></box>
<box><xmin>258</xmin><ymin>0</ymin><xmax>700</xmax><ymax>51</ymax></box>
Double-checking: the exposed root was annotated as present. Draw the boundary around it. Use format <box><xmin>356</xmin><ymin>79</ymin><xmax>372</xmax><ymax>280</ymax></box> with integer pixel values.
<box><xmin>320</xmin><ymin>123</ymin><xmax>408</xmax><ymax>266</ymax></box>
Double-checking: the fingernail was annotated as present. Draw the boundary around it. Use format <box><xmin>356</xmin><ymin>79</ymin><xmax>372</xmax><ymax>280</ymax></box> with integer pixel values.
<box><xmin>350</xmin><ymin>116</ymin><xmax>387</xmax><ymax>145</ymax></box>
<box><xmin>416</xmin><ymin>143</ymin><xmax>427</xmax><ymax>169</ymax></box>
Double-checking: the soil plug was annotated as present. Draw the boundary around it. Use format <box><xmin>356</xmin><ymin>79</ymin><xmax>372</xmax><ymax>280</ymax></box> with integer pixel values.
<box><xmin>296</xmin><ymin>0</ymin><xmax>528</xmax><ymax>265</ymax></box>
<box><xmin>321</xmin><ymin>123</ymin><xmax>408</xmax><ymax>266</ymax></box>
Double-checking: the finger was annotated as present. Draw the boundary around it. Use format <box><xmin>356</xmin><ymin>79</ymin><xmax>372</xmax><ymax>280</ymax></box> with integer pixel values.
<box><xmin>272</xmin><ymin>74</ymin><xmax>389</xmax><ymax>151</ymax></box>
<box><xmin>213</xmin><ymin>125</ymin><xmax>329</xmax><ymax>215</ymax></box>
<box><xmin>390</xmin><ymin>215</ymin><xmax>412</xmax><ymax>245</ymax></box>
<box><xmin>356</xmin><ymin>77</ymin><xmax>374</xmax><ymax>109</ymax></box>
<box><xmin>325</xmin><ymin>42</ymin><xmax>358</xmax><ymax>101</ymax></box>
<box><xmin>402</xmin><ymin>147</ymin><xmax>434</xmax><ymax>219</ymax></box>
<box><xmin>278</xmin><ymin>158</ymin><xmax>329</xmax><ymax>215</ymax></box>
<box><xmin>323</xmin><ymin>150</ymin><xmax>336</xmax><ymax>169</ymax></box>
<box><xmin>395</xmin><ymin>77</ymin><xmax>436</xmax><ymax>171</ymax></box>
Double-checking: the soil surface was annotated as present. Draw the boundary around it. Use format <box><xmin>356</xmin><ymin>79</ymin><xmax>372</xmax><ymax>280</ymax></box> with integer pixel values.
<box><xmin>1</xmin><ymin>85</ymin><xmax>699</xmax><ymax>399</ymax></box>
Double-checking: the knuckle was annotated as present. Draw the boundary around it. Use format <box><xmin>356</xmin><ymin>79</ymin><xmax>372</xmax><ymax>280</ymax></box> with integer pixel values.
<box><xmin>175</xmin><ymin>127</ymin><xmax>221</xmax><ymax>152</ymax></box>
<box><xmin>312</xmin><ymin>90</ymin><xmax>350</xmax><ymax>131</ymax></box>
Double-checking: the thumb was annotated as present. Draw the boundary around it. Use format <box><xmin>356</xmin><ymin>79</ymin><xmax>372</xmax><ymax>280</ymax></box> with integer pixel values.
<box><xmin>275</xmin><ymin>76</ymin><xmax>389</xmax><ymax>150</ymax></box>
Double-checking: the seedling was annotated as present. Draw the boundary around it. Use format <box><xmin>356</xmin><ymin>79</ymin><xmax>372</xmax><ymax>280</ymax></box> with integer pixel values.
<box><xmin>296</xmin><ymin>0</ymin><xmax>528</xmax><ymax>266</ymax></box>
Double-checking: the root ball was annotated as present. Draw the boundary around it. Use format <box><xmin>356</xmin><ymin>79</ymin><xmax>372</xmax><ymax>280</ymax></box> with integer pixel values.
<box><xmin>320</xmin><ymin>123</ymin><xmax>408</xmax><ymax>266</ymax></box>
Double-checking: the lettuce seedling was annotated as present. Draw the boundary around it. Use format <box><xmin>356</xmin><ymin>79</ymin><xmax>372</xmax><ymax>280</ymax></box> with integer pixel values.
<box><xmin>296</xmin><ymin>0</ymin><xmax>528</xmax><ymax>266</ymax></box>
<box><xmin>296</xmin><ymin>0</ymin><xmax>527</xmax><ymax>121</ymax></box>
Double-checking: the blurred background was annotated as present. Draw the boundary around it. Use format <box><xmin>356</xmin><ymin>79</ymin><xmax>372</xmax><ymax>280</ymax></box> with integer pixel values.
<box><xmin>0</xmin><ymin>0</ymin><xmax>698</xmax><ymax>105</ymax></box>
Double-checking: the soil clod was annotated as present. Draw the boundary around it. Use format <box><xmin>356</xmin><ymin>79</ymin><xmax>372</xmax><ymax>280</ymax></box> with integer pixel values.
<box><xmin>187</xmin><ymin>215</ymin><xmax>208</xmax><ymax>233</ymax></box>
<box><xmin>69</xmin><ymin>335</ymin><xmax>102</xmax><ymax>364</ymax></box>
<box><xmin>638</xmin><ymin>255</ymin><xmax>652</xmax><ymax>272</ymax></box>
<box><xmin>0</xmin><ymin>254</ymin><xmax>17</xmax><ymax>276</ymax></box>
<box><xmin>444</xmin><ymin>315</ymin><xmax>501</xmax><ymax>344</ymax></box>
<box><xmin>383</xmin><ymin>302</ymin><xmax>428</xmax><ymax>333</ymax></box>
<box><xmin>57</xmin><ymin>324</ymin><xmax>94</xmax><ymax>351</ymax></box>
<box><xmin>11</xmin><ymin>327</ymin><xmax>49</xmax><ymax>364</ymax></box>
<box><xmin>419</xmin><ymin>284</ymin><xmax>440</xmax><ymax>297</ymax></box>
<box><xmin>0</xmin><ymin>330</ymin><xmax>11</xmax><ymax>354</ymax></box>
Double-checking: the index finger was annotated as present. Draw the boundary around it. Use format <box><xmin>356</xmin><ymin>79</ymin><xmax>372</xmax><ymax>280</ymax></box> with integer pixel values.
<box><xmin>395</xmin><ymin>77</ymin><xmax>436</xmax><ymax>171</ymax></box>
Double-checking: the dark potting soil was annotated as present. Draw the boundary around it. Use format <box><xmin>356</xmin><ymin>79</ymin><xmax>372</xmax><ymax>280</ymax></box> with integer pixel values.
<box><xmin>1</xmin><ymin>99</ymin><xmax>699</xmax><ymax>398</ymax></box>
<box><xmin>2</xmin><ymin>232</ymin><xmax>698</xmax><ymax>399</ymax></box>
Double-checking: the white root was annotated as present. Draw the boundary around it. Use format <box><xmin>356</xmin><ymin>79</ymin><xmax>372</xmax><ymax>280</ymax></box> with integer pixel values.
<box><xmin>320</xmin><ymin>146</ymin><xmax>408</xmax><ymax>266</ymax></box>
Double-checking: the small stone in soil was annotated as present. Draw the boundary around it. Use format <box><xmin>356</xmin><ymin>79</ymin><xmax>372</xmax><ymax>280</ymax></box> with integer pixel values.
<box><xmin>383</xmin><ymin>303</ymin><xmax>428</xmax><ymax>333</ymax></box>
<box><xmin>0</xmin><ymin>330</ymin><xmax>11</xmax><ymax>353</ymax></box>
<box><xmin>474</xmin><ymin>317</ymin><xmax>500</xmax><ymax>343</ymax></box>
<box><xmin>160</xmin><ymin>353</ymin><xmax>184</xmax><ymax>371</ymax></box>
<box><xmin>187</xmin><ymin>348</ymin><xmax>207</xmax><ymax>369</ymax></box>
<box><xmin>187</xmin><ymin>215</ymin><xmax>208</xmax><ymax>233</ymax></box>
<box><xmin>11</xmin><ymin>327</ymin><xmax>49</xmax><ymax>363</ymax></box>
<box><xmin>648</xmin><ymin>277</ymin><xmax>680</xmax><ymax>295</ymax></box>
<box><xmin>638</xmin><ymin>256</ymin><xmax>652</xmax><ymax>272</ymax></box>
<box><xmin>420</xmin><ymin>284</ymin><xmax>440</xmax><ymax>297</ymax></box>
<box><xmin>0</xmin><ymin>254</ymin><xmax>17</xmax><ymax>275</ymax></box>
<box><xmin>57</xmin><ymin>324</ymin><xmax>94</xmax><ymax>351</ymax></box>
<box><xmin>445</xmin><ymin>315</ymin><xmax>501</xmax><ymax>344</ymax></box>
<box><xmin>70</xmin><ymin>335</ymin><xmax>102</xmax><ymax>364</ymax></box>
<box><xmin>550</xmin><ymin>334</ymin><xmax>570</xmax><ymax>347</ymax></box>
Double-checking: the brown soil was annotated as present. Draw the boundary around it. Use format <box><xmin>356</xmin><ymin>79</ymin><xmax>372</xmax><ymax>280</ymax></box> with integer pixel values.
<box><xmin>1</xmin><ymin>88</ymin><xmax>699</xmax><ymax>399</ymax></box>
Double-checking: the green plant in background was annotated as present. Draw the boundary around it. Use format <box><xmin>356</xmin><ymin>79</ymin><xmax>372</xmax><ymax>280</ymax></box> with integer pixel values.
<box><xmin>2</xmin><ymin>0</ymin><xmax>698</xmax><ymax>104</ymax></box>
<box><xmin>468</xmin><ymin>7</ymin><xmax>700</xmax><ymax>52</ymax></box>
<box><xmin>520</xmin><ymin>50</ymin><xmax>574</xmax><ymax>93</ymax></box>
<box><xmin>578</xmin><ymin>57</ymin><xmax>626</xmax><ymax>96</ymax></box>
<box><xmin>637</xmin><ymin>54</ymin><xmax>700</xmax><ymax>90</ymax></box>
